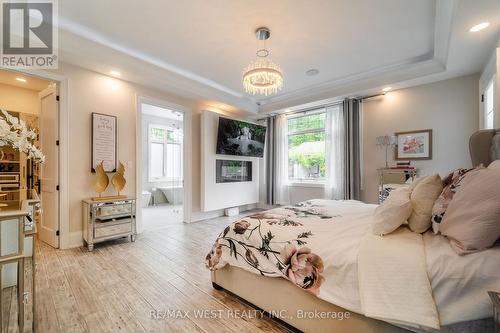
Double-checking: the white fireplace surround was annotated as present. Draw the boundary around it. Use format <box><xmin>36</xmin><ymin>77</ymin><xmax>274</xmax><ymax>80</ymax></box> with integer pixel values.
<box><xmin>200</xmin><ymin>111</ymin><xmax>260</xmax><ymax>212</ymax></box>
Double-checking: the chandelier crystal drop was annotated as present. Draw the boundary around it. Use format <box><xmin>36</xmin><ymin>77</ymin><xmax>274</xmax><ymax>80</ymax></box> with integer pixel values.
<box><xmin>242</xmin><ymin>27</ymin><xmax>283</xmax><ymax>96</ymax></box>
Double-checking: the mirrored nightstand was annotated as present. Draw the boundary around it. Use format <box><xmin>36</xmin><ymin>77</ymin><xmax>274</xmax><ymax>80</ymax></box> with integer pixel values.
<box><xmin>82</xmin><ymin>197</ymin><xmax>136</xmax><ymax>251</ymax></box>
<box><xmin>378</xmin><ymin>168</ymin><xmax>418</xmax><ymax>203</ymax></box>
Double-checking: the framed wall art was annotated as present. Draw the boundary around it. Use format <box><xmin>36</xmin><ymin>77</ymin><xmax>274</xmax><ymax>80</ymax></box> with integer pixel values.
<box><xmin>395</xmin><ymin>129</ymin><xmax>432</xmax><ymax>160</ymax></box>
<box><xmin>91</xmin><ymin>113</ymin><xmax>117</xmax><ymax>172</ymax></box>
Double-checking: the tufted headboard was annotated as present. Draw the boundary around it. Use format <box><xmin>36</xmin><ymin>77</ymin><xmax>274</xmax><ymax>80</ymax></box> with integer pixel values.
<box><xmin>469</xmin><ymin>129</ymin><xmax>500</xmax><ymax>167</ymax></box>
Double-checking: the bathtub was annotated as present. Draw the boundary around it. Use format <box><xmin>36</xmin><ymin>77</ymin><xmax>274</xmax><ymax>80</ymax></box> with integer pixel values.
<box><xmin>158</xmin><ymin>186</ymin><xmax>183</xmax><ymax>204</ymax></box>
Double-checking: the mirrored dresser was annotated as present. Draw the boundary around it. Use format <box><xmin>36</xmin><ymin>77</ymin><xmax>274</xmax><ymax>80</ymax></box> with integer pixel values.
<box><xmin>82</xmin><ymin>197</ymin><xmax>136</xmax><ymax>251</ymax></box>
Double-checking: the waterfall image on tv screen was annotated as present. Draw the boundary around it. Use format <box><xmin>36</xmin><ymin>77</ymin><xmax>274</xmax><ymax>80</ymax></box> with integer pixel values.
<box><xmin>216</xmin><ymin>117</ymin><xmax>266</xmax><ymax>157</ymax></box>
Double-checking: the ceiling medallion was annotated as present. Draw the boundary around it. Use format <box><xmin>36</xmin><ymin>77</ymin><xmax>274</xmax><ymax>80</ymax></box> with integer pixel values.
<box><xmin>242</xmin><ymin>27</ymin><xmax>283</xmax><ymax>96</ymax></box>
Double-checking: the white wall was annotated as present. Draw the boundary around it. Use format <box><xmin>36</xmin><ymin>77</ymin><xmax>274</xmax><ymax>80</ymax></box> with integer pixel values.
<box><xmin>0</xmin><ymin>83</ymin><xmax>40</xmax><ymax>115</ymax></box>
<box><xmin>200</xmin><ymin>111</ymin><xmax>260</xmax><ymax>212</ymax></box>
<box><xmin>141</xmin><ymin>113</ymin><xmax>183</xmax><ymax>193</ymax></box>
<box><xmin>50</xmin><ymin>63</ymin><xmax>201</xmax><ymax>242</ymax></box>
<box><xmin>188</xmin><ymin>107</ymin><xmax>256</xmax><ymax>221</ymax></box>
<box><xmin>46</xmin><ymin>62</ymin><xmax>256</xmax><ymax>246</ymax></box>
<box><xmin>361</xmin><ymin>74</ymin><xmax>479</xmax><ymax>203</ymax></box>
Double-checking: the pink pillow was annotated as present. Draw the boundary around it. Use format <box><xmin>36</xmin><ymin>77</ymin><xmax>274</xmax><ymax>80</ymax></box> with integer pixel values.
<box><xmin>439</xmin><ymin>167</ymin><xmax>500</xmax><ymax>255</ymax></box>
<box><xmin>431</xmin><ymin>168</ymin><xmax>477</xmax><ymax>233</ymax></box>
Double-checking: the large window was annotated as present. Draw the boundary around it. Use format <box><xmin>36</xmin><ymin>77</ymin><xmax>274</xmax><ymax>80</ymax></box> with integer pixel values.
<box><xmin>148</xmin><ymin>124</ymin><xmax>183</xmax><ymax>182</ymax></box>
<box><xmin>484</xmin><ymin>78</ymin><xmax>495</xmax><ymax>129</ymax></box>
<box><xmin>287</xmin><ymin>111</ymin><xmax>326</xmax><ymax>183</ymax></box>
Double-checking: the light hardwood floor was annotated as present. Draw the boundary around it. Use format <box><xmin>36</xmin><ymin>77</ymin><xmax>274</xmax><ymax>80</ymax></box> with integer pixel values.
<box><xmin>34</xmin><ymin>213</ymin><xmax>294</xmax><ymax>333</ymax></box>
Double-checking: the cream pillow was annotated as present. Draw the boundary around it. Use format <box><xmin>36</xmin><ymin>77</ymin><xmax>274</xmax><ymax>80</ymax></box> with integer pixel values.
<box><xmin>408</xmin><ymin>176</ymin><xmax>425</xmax><ymax>190</ymax></box>
<box><xmin>488</xmin><ymin>159</ymin><xmax>500</xmax><ymax>171</ymax></box>
<box><xmin>408</xmin><ymin>174</ymin><xmax>443</xmax><ymax>233</ymax></box>
<box><xmin>372</xmin><ymin>187</ymin><xmax>412</xmax><ymax>236</ymax></box>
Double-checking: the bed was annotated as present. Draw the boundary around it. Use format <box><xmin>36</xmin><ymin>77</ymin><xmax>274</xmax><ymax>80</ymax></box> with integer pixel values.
<box><xmin>206</xmin><ymin>131</ymin><xmax>500</xmax><ymax>333</ymax></box>
<box><xmin>207</xmin><ymin>200</ymin><xmax>500</xmax><ymax>332</ymax></box>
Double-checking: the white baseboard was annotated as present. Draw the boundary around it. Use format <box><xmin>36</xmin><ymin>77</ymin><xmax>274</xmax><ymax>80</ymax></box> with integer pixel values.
<box><xmin>257</xmin><ymin>201</ymin><xmax>275</xmax><ymax>210</ymax></box>
<box><xmin>64</xmin><ymin>230</ymin><xmax>84</xmax><ymax>249</ymax></box>
<box><xmin>190</xmin><ymin>209</ymin><xmax>225</xmax><ymax>222</ymax></box>
<box><xmin>189</xmin><ymin>203</ymin><xmax>259</xmax><ymax>223</ymax></box>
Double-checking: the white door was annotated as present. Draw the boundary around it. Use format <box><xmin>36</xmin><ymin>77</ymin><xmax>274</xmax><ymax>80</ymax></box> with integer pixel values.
<box><xmin>38</xmin><ymin>85</ymin><xmax>59</xmax><ymax>248</ymax></box>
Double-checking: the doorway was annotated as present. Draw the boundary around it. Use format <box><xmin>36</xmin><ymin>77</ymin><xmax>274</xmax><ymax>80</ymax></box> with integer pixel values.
<box><xmin>139</xmin><ymin>102</ymin><xmax>184</xmax><ymax>231</ymax></box>
<box><xmin>0</xmin><ymin>69</ymin><xmax>60</xmax><ymax>248</ymax></box>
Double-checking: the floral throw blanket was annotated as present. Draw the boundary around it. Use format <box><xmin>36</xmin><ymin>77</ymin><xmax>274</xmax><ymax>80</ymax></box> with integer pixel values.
<box><xmin>206</xmin><ymin>199</ymin><xmax>377</xmax><ymax>302</ymax></box>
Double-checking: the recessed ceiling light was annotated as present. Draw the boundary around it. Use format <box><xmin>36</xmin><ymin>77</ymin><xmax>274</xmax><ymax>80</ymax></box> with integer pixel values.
<box><xmin>469</xmin><ymin>22</ymin><xmax>490</xmax><ymax>33</ymax></box>
<box><xmin>306</xmin><ymin>69</ymin><xmax>319</xmax><ymax>76</ymax></box>
<box><xmin>16</xmin><ymin>77</ymin><xmax>27</xmax><ymax>83</ymax></box>
<box><xmin>110</xmin><ymin>70</ymin><xmax>121</xmax><ymax>76</ymax></box>
<box><xmin>382</xmin><ymin>87</ymin><xmax>392</xmax><ymax>92</ymax></box>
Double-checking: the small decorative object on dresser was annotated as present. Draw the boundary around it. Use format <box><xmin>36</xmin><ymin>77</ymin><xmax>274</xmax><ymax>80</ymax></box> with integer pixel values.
<box><xmin>395</xmin><ymin>129</ymin><xmax>432</xmax><ymax>160</ymax></box>
<box><xmin>82</xmin><ymin>197</ymin><xmax>136</xmax><ymax>251</ymax></box>
<box><xmin>378</xmin><ymin>167</ymin><xmax>418</xmax><ymax>203</ymax></box>
<box><xmin>490</xmin><ymin>291</ymin><xmax>500</xmax><ymax>333</ymax></box>
<box><xmin>111</xmin><ymin>161</ymin><xmax>127</xmax><ymax>197</ymax></box>
<box><xmin>93</xmin><ymin>161</ymin><xmax>109</xmax><ymax>199</ymax></box>
<box><xmin>92</xmin><ymin>160</ymin><xmax>128</xmax><ymax>201</ymax></box>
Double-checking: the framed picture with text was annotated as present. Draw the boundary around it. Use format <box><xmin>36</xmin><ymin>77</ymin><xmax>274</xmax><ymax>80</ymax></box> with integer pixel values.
<box><xmin>395</xmin><ymin>129</ymin><xmax>432</xmax><ymax>160</ymax></box>
<box><xmin>91</xmin><ymin>112</ymin><xmax>117</xmax><ymax>172</ymax></box>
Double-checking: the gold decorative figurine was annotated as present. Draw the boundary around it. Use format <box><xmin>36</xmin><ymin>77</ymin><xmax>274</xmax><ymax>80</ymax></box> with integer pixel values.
<box><xmin>111</xmin><ymin>161</ymin><xmax>127</xmax><ymax>197</ymax></box>
<box><xmin>93</xmin><ymin>161</ymin><xmax>109</xmax><ymax>199</ymax></box>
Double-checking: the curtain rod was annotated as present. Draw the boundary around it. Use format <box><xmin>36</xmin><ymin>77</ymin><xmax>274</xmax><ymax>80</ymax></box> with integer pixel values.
<box><xmin>256</xmin><ymin>93</ymin><xmax>384</xmax><ymax>121</ymax></box>
<box><xmin>256</xmin><ymin>100</ymin><xmax>343</xmax><ymax>121</ymax></box>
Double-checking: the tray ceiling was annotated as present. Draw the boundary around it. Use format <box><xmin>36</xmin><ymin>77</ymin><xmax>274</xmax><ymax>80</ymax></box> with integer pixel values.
<box><xmin>56</xmin><ymin>0</ymin><xmax>500</xmax><ymax>113</ymax></box>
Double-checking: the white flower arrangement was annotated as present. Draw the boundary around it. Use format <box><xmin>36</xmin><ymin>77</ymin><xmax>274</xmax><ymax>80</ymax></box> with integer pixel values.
<box><xmin>0</xmin><ymin>109</ymin><xmax>45</xmax><ymax>164</ymax></box>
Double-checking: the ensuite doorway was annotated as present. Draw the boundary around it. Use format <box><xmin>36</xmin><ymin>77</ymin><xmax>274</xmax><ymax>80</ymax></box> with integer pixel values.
<box><xmin>139</xmin><ymin>102</ymin><xmax>184</xmax><ymax>231</ymax></box>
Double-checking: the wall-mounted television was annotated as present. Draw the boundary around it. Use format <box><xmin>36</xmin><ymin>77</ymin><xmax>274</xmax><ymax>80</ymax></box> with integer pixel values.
<box><xmin>216</xmin><ymin>117</ymin><xmax>266</xmax><ymax>157</ymax></box>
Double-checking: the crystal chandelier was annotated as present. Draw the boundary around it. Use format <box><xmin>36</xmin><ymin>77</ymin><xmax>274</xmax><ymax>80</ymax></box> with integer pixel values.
<box><xmin>242</xmin><ymin>27</ymin><xmax>283</xmax><ymax>96</ymax></box>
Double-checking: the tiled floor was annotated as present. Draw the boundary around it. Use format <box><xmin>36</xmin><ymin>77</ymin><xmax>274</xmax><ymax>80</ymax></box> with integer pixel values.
<box><xmin>33</xmin><ymin>210</ymin><xmax>292</xmax><ymax>333</ymax></box>
<box><xmin>141</xmin><ymin>204</ymin><xmax>183</xmax><ymax>231</ymax></box>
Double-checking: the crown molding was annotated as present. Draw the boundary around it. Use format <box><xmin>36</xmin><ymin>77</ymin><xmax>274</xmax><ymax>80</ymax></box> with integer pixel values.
<box><xmin>57</xmin><ymin>18</ymin><xmax>260</xmax><ymax>113</ymax></box>
<box><xmin>433</xmin><ymin>0</ymin><xmax>457</xmax><ymax>67</ymax></box>
<box><xmin>58</xmin><ymin>17</ymin><xmax>247</xmax><ymax>99</ymax></box>
<box><xmin>259</xmin><ymin>59</ymin><xmax>445</xmax><ymax>114</ymax></box>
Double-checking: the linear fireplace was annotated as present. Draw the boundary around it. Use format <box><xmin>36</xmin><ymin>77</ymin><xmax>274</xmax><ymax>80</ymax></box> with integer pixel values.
<box><xmin>216</xmin><ymin>160</ymin><xmax>252</xmax><ymax>183</ymax></box>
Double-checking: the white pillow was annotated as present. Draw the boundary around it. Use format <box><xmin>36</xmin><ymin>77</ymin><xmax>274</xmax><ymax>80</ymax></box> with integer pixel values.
<box><xmin>372</xmin><ymin>187</ymin><xmax>412</xmax><ymax>236</ymax></box>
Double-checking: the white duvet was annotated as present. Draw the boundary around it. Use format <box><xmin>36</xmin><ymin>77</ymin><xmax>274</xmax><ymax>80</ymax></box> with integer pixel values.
<box><xmin>358</xmin><ymin>228</ymin><xmax>440</xmax><ymax>330</ymax></box>
<box><xmin>206</xmin><ymin>199</ymin><xmax>500</xmax><ymax>328</ymax></box>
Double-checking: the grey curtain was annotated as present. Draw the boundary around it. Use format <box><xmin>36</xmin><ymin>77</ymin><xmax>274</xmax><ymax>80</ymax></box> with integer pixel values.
<box><xmin>342</xmin><ymin>99</ymin><xmax>361</xmax><ymax>200</ymax></box>
<box><xmin>265</xmin><ymin>116</ymin><xmax>276</xmax><ymax>205</ymax></box>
